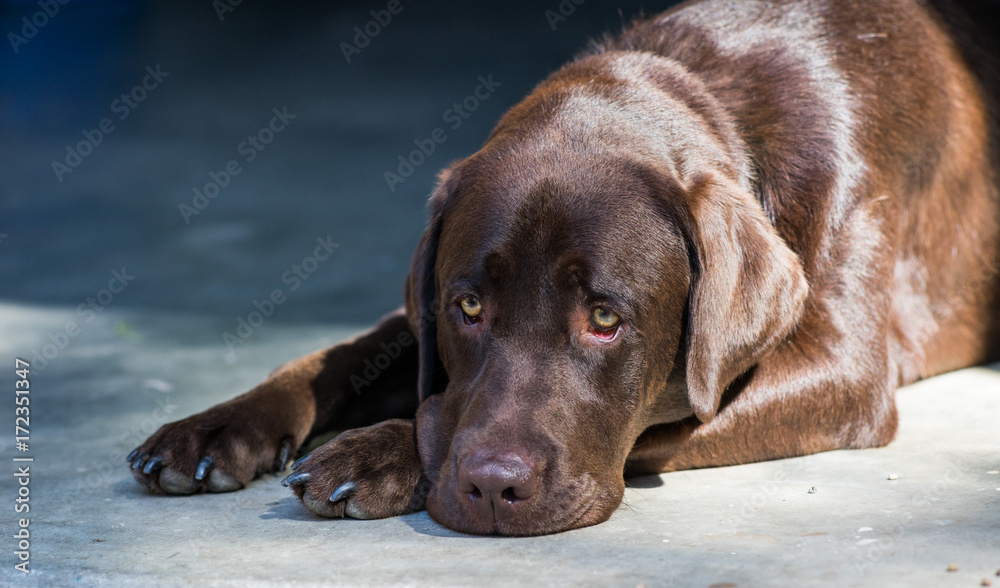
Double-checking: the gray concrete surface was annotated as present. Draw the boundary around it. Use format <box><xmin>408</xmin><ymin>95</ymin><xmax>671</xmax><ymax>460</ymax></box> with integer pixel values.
<box><xmin>0</xmin><ymin>302</ymin><xmax>997</xmax><ymax>587</ymax></box>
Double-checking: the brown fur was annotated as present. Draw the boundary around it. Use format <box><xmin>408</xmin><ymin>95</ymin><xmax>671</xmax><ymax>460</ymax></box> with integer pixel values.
<box><xmin>130</xmin><ymin>0</ymin><xmax>1000</xmax><ymax>536</ymax></box>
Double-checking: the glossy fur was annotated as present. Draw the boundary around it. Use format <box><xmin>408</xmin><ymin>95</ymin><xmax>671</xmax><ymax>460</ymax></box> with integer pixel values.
<box><xmin>130</xmin><ymin>0</ymin><xmax>999</xmax><ymax>536</ymax></box>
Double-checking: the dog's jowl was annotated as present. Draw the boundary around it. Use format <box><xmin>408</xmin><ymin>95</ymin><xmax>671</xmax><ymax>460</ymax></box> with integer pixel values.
<box><xmin>129</xmin><ymin>0</ymin><xmax>1000</xmax><ymax>536</ymax></box>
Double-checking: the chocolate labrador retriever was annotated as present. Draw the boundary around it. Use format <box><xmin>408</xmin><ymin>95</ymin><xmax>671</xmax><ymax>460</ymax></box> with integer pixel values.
<box><xmin>128</xmin><ymin>0</ymin><xmax>1000</xmax><ymax>535</ymax></box>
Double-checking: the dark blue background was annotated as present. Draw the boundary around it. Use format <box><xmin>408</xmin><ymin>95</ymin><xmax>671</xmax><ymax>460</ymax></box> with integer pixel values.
<box><xmin>0</xmin><ymin>0</ymin><xmax>674</xmax><ymax>328</ymax></box>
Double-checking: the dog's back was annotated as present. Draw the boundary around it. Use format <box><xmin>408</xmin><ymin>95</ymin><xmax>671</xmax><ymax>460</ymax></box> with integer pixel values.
<box><xmin>594</xmin><ymin>0</ymin><xmax>1000</xmax><ymax>385</ymax></box>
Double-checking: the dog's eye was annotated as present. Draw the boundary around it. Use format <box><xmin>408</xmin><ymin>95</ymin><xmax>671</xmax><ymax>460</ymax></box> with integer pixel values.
<box><xmin>590</xmin><ymin>307</ymin><xmax>620</xmax><ymax>330</ymax></box>
<box><xmin>459</xmin><ymin>296</ymin><xmax>483</xmax><ymax>321</ymax></box>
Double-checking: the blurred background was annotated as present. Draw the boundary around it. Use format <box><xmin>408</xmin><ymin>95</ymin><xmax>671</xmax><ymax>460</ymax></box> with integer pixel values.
<box><xmin>0</xmin><ymin>0</ymin><xmax>674</xmax><ymax>347</ymax></box>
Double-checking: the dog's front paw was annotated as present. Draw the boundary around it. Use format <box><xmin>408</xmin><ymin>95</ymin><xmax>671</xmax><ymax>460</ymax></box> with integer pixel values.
<box><xmin>128</xmin><ymin>391</ymin><xmax>308</xmax><ymax>495</ymax></box>
<box><xmin>282</xmin><ymin>419</ymin><xmax>427</xmax><ymax>520</ymax></box>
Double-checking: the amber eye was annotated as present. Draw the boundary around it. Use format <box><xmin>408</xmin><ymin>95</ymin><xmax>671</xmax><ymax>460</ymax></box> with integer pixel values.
<box><xmin>591</xmin><ymin>307</ymin><xmax>620</xmax><ymax>330</ymax></box>
<box><xmin>459</xmin><ymin>296</ymin><xmax>483</xmax><ymax>320</ymax></box>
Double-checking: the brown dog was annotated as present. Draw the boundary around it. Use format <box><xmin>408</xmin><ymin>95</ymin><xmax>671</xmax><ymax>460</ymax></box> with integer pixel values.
<box><xmin>129</xmin><ymin>0</ymin><xmax>1000</xmax><ymax>536</ymax></box>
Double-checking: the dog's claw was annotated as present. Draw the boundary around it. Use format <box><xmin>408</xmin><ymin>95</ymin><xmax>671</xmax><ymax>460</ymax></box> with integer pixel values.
<box><xmin>142</xmin><ymin>456</ymin><xmax>164</xmax><ymax>474</ymax></box>
<box><xmin>291</xmin><ymin>455</ymin><xmax>310</xmax><ymax>471</ymax></box>
<box><xmin>330</xmin><ymin>481</ymin><xmax>356</xmax><ymax>503</ymax></box>
<box><xmin>278</xmin><ymin>445</ymin><xmax>291</xmax><ymax>470</ymax></box>
<box><xmin>126</xmin><ymin>448</ymin><xmax>139</xmax><ymax>462</ymax></box>
<box><xmin>281</xmin><ymin>472</ymin><xmax>310</xmax><ymax>487</ymax></box>
<box><xmin>131</xmin><ymin>453</ymin><xmax>150</xmax><ymax>470</ymax></box>
<box><xmin>194</xmin><ymin>456</ymin><xmax>215</xmax><ymax>481</ymax></box>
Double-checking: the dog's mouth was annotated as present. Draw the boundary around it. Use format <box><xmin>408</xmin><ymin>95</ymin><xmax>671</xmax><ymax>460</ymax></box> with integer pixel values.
<box><xmin>415</xmin><ymin>391</ymin><xmax>629</xmax><ymax>535</ymax></box>
<box><xmin>425</xmin><ymin>466</ymin><xmax>622</xmax><ymax>536</ymax></box>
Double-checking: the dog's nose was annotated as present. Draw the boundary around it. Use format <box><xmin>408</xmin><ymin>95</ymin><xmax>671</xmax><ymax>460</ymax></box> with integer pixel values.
<box><xmin>457</xmin><ymin>450</ymin><xmax>538</xmax><ymax>522</ymax></box>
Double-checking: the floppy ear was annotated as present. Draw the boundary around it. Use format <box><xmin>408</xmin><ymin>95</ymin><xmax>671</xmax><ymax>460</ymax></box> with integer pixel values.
<box><xmin>682</xmin><ymin>174</ymin><xmax>808</xmax><ymax>422</ymax></box>
<box><xmin>406</xmin><ymin>165</ymin><xmax>460</xmax><ymax>401</ymax></box>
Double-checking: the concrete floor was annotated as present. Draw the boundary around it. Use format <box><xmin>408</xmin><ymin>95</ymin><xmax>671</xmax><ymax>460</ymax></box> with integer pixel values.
<box><xmin>0</xmin><ymin>302</ymin><xmax>997</xmax><ymax>587</ymax></box>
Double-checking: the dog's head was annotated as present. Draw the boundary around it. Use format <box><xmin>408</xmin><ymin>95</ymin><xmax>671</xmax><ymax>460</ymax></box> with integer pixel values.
<box><xmin>406</xmin><ymin>53</ymin><xmax>807</xmax><ymax>535</ymax></box>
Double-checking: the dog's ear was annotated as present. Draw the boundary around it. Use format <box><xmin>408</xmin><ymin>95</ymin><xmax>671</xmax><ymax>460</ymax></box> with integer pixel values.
<box><xmin>406</xmin><ymin>164</ymin><xmax>460</xmax><ymax>401</ymax></box>
<box><xmin>681</xmin><ymin>174</ymin><xmax>808</xmax><ymax>422</ymax></box>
